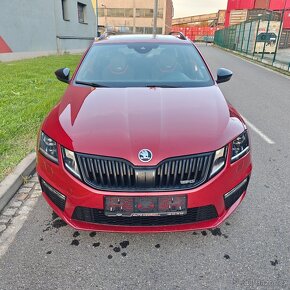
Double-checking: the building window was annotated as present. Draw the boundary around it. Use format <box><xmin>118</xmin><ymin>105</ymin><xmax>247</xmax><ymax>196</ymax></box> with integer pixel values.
<box><xmin>115</xmin><ymin>26</ymin><xmax>133</xmax><ymax>33</ymax></box>
<box><xmin>135</xmin><ymin>27</ymin><xmax>162</xmax><ymax>34</ymax></box>
<box><xmin>156</xmin><ymin>27</ymin><xmax>163</xmax><ymax>34</ymax></box>
<box><xmin>98</xmin><ymin>8</ymin><xmax>105</xmax><ymax>17</ymax></box>
<box><xmin>61</xmin><ymin>0</ymin><xmax>69</xmax><ymax>21</ymax></box>
<box><xmin>106</xmin><ymin>8</ymin><xmax>133</xmax><ymax>18</ymax></box>
<box><xmin>77</xmin><ymin>2</ymin><xmax>86</xmax><ymax>24</ymax></box>
<box><xmin>136</xmin><ymin>9</ymin><xmax>153</xmax><ymax>18</ymax></box>
<box><xmin>135</xmin><ymin>9</ymin><xmax>163</xmax><ymax>18</ymax></box>
<box><xmin>124</xmin><ymin>8</ymin><xmax>134</xmax><ymax>17</ymax></box>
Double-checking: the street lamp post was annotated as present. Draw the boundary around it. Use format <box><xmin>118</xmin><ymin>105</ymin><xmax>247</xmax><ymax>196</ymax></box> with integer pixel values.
<box><xmin>153</xmin><ymin>0</ymin><xmax>158</xmax><ymax>36</ymax></box>
<box><xmin>102</xmin><ymin>3</ymin><xmax>108</xmax><ymax>33</ymax></box>
<box><xmin>95</xmin><ymin>0</ymin><xmax>98</xmax><ymax>37</ymax></box>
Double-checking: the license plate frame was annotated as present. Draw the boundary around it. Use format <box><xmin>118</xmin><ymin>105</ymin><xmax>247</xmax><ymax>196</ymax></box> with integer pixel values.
<box><xmin>104</xmin><ymin>195</ymin><xmax>187</xmax><ymax>217</ymax></box>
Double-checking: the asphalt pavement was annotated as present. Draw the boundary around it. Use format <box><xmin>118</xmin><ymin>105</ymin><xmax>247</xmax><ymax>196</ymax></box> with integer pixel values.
<box><xmin>0</xmin><ymin>44</ymin><xmax>289</xmax><ymax>290</ymax></box>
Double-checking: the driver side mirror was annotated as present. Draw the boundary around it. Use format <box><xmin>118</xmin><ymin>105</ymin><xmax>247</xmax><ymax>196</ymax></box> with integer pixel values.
<box><xmin>55</xmin><ymin>68</ymin><xmax>70</xmax><ymax>84</ymax></box>
<box><xmin>216</xmin><ymin>68</ymin><xmax>233</xmax><ymax>84</ymax></box>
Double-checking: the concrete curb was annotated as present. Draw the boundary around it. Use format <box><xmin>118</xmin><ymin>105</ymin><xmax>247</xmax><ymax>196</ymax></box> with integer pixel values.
<box><xmin>213</xmin><ymin>45</ymin><xmax>290</xmax><ymax>78</ymax></box>
<box><xmin>0</xmin><ymin>50</ymin><xmax>84</xmax><ymax>63</ymax></box>
<box><xmin>0</xmin><ymin>152</ymin><xmax>36</xmax><ymax>213</ymax></box>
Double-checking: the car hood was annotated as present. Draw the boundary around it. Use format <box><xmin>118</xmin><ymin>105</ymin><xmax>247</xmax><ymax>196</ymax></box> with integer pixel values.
<box><xmin>44</xmin><ymin>85</ymin><xmax>245</xmax><ymax>166</ymax></box>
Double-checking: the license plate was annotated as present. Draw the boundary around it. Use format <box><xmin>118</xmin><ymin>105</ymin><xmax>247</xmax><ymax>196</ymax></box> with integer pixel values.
<box><xmin>105</xmin><ymin>195</ymin><xmax>187</xmax><ymax>217</ymax></box>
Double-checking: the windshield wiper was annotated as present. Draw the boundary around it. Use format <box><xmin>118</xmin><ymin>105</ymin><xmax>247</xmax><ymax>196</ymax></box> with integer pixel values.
<box><xmin>146</xmin><ymin>85</ymin><xmax>181</xmax><ymax>88</ymax></box>
<box><xmin>75</xmin><ymin>81</ymin><xmax>108</xmax><ymax>88</ymax></box>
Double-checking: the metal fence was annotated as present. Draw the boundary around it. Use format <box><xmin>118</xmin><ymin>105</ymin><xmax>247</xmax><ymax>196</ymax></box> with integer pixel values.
<box><xmin>214</xmin><ymin>12</ymin><xmax>290</xmax><ymax>72</ymax></box>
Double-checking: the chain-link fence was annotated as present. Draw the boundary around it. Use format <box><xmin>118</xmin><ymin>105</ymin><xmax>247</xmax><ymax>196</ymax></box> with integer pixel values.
<box><xmin>214</xmin><ymin>12</ymin><xmax>290</xmax><ymax>72</ymax></box>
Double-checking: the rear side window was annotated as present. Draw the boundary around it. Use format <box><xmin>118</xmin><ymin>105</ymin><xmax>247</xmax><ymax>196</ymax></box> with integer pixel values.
<box><xmin>76</xmin><ymin>43</ymin><xmax>214</xmax><ymax>88</ymax></box>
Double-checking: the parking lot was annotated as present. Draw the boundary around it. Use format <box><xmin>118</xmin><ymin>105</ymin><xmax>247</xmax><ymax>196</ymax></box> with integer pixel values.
<box><xmin>0</xmin><ymin>44</ymin><xmax>289</xmax><ymax>289</ymax></box>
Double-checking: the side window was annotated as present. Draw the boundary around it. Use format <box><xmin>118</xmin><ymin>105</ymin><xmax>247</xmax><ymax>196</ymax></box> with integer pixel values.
<box><xmin>61</xmin><ymin>0</ymin><xmax>69</xmax><ymax>21</ymax></box>
<box><xmin>77</xmin><ymin>2</ymin><xmax>86</xmax><ymax>24</ymax></box>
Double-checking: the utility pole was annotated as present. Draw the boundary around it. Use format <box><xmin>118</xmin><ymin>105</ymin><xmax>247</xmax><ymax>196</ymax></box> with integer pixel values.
<box><xmin>102</xmin><ymin>4</ymin><xmax>108</xmax><ymax>33</ymax></box>
<box><xmin>153</xmin><ymin>0</ymin><xmax>158</xmax><ymax>36</ymax></box>
<box><xmin>95</xmin><ymin>0</ymin><xmax>98</xmax><ymax>37</ymax></box>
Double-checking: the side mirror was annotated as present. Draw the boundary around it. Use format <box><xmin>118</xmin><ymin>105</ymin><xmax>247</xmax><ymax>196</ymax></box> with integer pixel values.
<box><xmin>55</xmin><ymin>68</ymin><xmax>70</xmax><ymax>84</ymax></box>
<box><xmin>216</xmin><ymin>68</ymin><xmax>233</xmax><ymax>84</ymax></box>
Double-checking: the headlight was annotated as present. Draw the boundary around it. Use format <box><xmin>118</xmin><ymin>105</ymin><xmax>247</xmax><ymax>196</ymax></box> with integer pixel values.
<box><xmin>39</xmin><ymin>132</ymin><xmax>58</xmax><ymax>163</ymax></box>
<box><xmin>231</xmin><ymin>131</ymin><xmax>249</xmax><ymax>162</ymax></box>
<box><xmin>210</xmin><ymin>147</ymin><xmax>227</xmax><ymax>177</ymax></box>
<box><xmin>62</xmin><ymin>148</ymin><xmax>80</xmax><ymax>178</ymax></box>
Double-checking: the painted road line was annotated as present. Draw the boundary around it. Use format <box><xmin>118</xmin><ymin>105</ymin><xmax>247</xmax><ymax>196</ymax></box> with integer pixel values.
<box><xmin>242</xmin><ymin>115</ymin><xmax>275</xmax><ymax>145</ymax></box>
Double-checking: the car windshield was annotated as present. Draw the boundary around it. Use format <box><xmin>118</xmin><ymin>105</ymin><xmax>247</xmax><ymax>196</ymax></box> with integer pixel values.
<box><xmin>75</xmin><ymin>42</ymin><xmax>214</xmax><ymax>88</ymax></box>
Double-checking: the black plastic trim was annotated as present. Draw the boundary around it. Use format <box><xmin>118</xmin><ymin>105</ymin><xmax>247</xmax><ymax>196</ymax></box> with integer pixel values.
<box><xmin>72</xmin><ymin>205</ymin><xmax>218</xmax><ymax>226</ymax></box>
<box><xmin>224</xmin><ymin>177</ymin><xmax>250</xmax><ymax>209</ymax></box>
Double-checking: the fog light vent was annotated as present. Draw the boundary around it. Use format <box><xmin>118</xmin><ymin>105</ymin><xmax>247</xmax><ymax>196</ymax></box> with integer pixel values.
<box><xmin>39</xmin><ymin>178</ymin><xmax>66</xmax><ymax>211</ymax></box>
<box><xmin>224</xmin><ymin>177</ymin><xmax>249</xmax><ymax>209</ymax></box>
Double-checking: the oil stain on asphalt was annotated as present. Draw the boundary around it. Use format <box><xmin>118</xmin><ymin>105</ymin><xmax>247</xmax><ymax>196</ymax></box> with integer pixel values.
<box><xmin>270</xmin><ymin>259</ymin><xmax>278</xmax><ymax>266</ymax></box>
<box><xmin>192</xmin><ymin>229</ymin><xmax>228</xmax><ymax>239</ymax></box>
<box><xmin>113</xmin><ymin>246</ymin><xmax>121</xmax><ymax>253</ymax></box>
<box><xmin>73</xmin><ymin>231</ymin><xmax>80</xmax><ymax>238</ymax></box>
<box><xmin>106</xmin><ymin>241</ymin><xmax>131</xmax><ymax>260</ymax></box>
<box><xmin>71</xmin><ymin>239</ymin><xmax>79</xmax><ymax>246</ymax></box>
<box><xmin>120</xmin><ymin>241</ymin><xmax>129</xmax><ymax>248</ymax></box>
<box><xmin>42</xmin><ymin>213</ymin><xmax>67</xmax><ymax>232</ymax></box>
<box><xmin>51</xmin><ymin>219</ymin><xmax>67</xmax><ymax>229</ymax></box>
<box><xmin>209</xmin><ymin>228</ymin><xmax>228</xmax><ymax>239</ymax></box>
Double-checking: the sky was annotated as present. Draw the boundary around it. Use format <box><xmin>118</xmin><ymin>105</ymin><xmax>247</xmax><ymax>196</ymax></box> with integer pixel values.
<box><xmin>172</xmin><ymin>0</ymin><xmax>228</xmax><ymax>18</ymax></box>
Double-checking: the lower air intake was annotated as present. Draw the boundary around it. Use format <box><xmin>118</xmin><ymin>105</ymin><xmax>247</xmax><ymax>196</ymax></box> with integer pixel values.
<box><xmin>72</xmin><ymin>205</ymin><xmax>218</xmax><ymax>226</ymax></box>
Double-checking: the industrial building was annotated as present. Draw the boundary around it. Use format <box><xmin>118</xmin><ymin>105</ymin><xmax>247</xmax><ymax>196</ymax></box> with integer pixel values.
<box><xmin>0</xmin><ymin>0</ymin><xmax>96</xmax><ymax>56</ymax></box>
<box><xmin>225</xmin><ymin>0</ymin><xmax>290</xmax><ymax>28</ymax></box>
<box><xmin>171</xmin><ymin>11</ymin><xmax>226</xmax><ymax>42</ymax></box>
<box><xmin>224</xmin><ymin>0</ymin><xmax>290</xmax><ymax>48</ymax></box>
<box><xmin>172</xmin><ymin>0</ymin><xmax>290</xmax><ymax>47</ymax></box>
<box><xmin>172</xmin><ymin>11</ymin><xmax>226</xmax><ymax>27</ymax></box>
<box><xmin>91</xmin><ymin>0</ymin><xmax>173</xmax><ymax>34</ymax></box>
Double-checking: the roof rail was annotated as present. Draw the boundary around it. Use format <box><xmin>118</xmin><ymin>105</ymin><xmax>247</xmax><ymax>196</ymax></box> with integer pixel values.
<box><xmin>97</xmin><ymin>31</ymin><xmax>117</xmax><ymax>41</ymax></box>
<box><xmin>168</xmin><ymin>31</ymin><xmax>187</xmax><ymax>40</ymax></box>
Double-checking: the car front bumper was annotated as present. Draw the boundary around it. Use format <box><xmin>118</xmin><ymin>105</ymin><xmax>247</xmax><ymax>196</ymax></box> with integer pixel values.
<box><xmin>36</xmin><ymin>151</ymin><xmax>252</xmax><ymax>233</ymax></box>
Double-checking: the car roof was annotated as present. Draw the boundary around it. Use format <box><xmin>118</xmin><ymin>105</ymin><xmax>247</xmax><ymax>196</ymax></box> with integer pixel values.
<box><xmin>93</xmin><ymin>34</ymin><xmax>192</xmax><ymax>45</ymax></box>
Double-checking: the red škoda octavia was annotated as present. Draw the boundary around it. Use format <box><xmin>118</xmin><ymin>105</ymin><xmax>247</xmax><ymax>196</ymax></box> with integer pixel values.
<box><xmin>37</xmin><ymin>33</ymin><xmax>252</xmax><ymax>233</ymax></box>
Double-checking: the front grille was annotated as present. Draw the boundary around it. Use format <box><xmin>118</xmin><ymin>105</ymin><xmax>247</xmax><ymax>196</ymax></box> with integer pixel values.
<box><xmin>39</xmin><ymin>178</ymin><xmax>66</xmax><ymax>211</ymax></box>
<box><xmin>76</xmin><ymin>152</ymin><xmax>214</xmax><ymax>192</ymax></box>
<box><xmin>72</xmin><ymin>205</ymin><xmax>218</xmax><ymax>226</ymax></box>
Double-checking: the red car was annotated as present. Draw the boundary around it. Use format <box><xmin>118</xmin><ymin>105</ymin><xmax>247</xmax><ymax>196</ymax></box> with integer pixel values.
<box><xmin>37</xmin><ymin>33</ymin><xmax>252</xmax><ymax>233</ymax></box>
